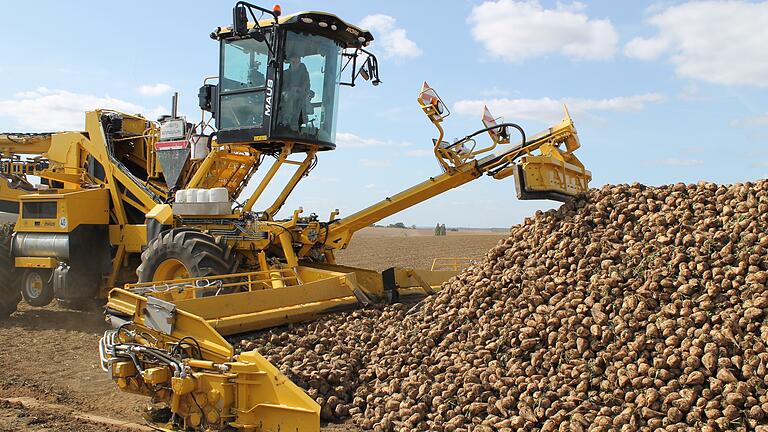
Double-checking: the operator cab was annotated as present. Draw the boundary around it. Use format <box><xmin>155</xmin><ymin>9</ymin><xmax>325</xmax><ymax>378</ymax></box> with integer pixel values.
<box><xmin>201</xmin><ymin>3</ymin><xmax>380</xmax><ymax>152</ymax></box>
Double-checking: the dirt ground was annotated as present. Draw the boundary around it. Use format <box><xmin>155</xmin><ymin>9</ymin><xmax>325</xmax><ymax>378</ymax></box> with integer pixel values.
<box><xmin>0</xmin><ymin>228</ymin><xmax>506</xmax><ymax>431</ymax></box>
<box><xmin>337</xmin><ymin>228</ymin><xmax>504</xmax><ymax>271</ymax></box>
<box><xmin>0</xmin><ymin>302</ymin><xmax>148</xmax><ymax>431</ymax></box>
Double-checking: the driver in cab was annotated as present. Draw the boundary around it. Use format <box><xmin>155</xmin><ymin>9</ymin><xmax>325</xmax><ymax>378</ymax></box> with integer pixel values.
<box><xmin>280</xmin><ymin>53</ymin><xmax>314</xmax><ymax>131</ymax></box>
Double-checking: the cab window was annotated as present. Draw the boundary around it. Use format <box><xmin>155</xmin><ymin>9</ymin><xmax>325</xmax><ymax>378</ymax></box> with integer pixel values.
<box><xmin>221</xmin><ymin>38</ymin><xmax>269</xmax><ymax>91</ymax></box>
<box><xmin>275</xmin><ymin>30</ymin><xmax>342</xmax><ymax>144</ymax></box>
<box><xmin>219</xmin><ymin>37</ymin><xmax>271</xmax><ymax>130</ymax></box>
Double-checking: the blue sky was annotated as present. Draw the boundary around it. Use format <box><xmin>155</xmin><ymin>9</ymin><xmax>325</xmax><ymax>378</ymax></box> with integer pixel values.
<box><xmin>1</xmin><ymin>1</ymin><xmax>767</xmax><ymax>228</ymax></box>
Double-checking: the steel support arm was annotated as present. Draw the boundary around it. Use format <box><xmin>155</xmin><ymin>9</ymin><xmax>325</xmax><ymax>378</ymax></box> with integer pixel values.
<box><xmin>323</xmin><ymin>163</ymin><xmax>482</xmax><ymax>249</ymax></box>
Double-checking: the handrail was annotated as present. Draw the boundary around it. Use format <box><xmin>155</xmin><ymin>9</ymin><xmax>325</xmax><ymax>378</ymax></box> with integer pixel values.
<box><xmin>430</xmin><ymin>257</ymin><xmax>477</xmax><ymax>272</ymax></box>
<box><xmin>125</xmin><ymin>268</ymin><xmax>301</xmax><ymax>295</ymax></box>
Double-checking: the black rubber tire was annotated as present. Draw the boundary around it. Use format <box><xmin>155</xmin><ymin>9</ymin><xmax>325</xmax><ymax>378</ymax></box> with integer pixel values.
<box><xmin>0</xmin><ymin>225</ymin><xmax>20</xmax><ymax>320</ymax></box>
<box><xmin>136</xmin><ymin>228</ymin><xmax>235</xmax><ymax>283</ymax></box>
<box><xmin>19</xmin><ymin>268</ymin><xmax>54</xmax><ymax>307</ymax></box>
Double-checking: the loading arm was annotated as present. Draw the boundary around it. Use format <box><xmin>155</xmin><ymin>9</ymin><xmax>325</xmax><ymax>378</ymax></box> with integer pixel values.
<box><xmin>0</xmin><ymin>132</ymin><xmax>54</xmax><ymax>155</ymax></box>
<box><xmin>323</xmin><ymin>83</ymin><xmax>591</xmax><ymax>250</ymax></box>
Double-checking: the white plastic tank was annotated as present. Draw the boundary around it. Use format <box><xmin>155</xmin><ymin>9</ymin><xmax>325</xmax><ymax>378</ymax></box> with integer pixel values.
<box><xmin>209</xmin><ymin>187</ymin><xmax>229</xmax><ymax>203</ymax></box>
<box><xmin>190</xmin><ymin>135</ymin><xmax>211</xmax><ymax>160</ymax></box>
<box><xmin>186</xmin><ymin>189</ymin><xmax>198</xmax><ymax>203</ymax></box>
<box><xmin>196</xmin><ymin>189</ymin><xmax>210</xmax><ymax>203</ymax></box>
<box><xmin>175</xmin><ymin>190</ymin><xmax>186</xmax><ymax>203</ymax></box>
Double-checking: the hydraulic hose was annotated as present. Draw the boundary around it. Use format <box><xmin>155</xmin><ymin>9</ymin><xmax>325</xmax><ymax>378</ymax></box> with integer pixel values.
<box><xmin>449</xmin><ymin>122</ymin><xmax>526</xmax><ymax>152</ymax></box>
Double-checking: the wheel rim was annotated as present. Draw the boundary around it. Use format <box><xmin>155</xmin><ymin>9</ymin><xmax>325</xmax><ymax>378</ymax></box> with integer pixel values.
<box><xmin>153</xmin><ymin>259</ymin><xmax>190</xmax><ymax>281</ymax></box>
<box><xmin>24</xmin><ymin>272</ymin><xmax>45</xmax><ymax>299</ymax></box>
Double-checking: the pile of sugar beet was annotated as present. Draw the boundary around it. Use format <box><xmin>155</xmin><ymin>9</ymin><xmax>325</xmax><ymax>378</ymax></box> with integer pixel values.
<box><xmin>239</xmin><ymin>181</ymin><xmax>768</xmax><ymax>431</ymax></box>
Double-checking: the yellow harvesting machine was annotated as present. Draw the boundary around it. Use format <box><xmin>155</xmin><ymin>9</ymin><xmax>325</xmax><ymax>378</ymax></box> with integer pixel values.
<box><xmin>2</xmin><ymin>2</ymin><xmax>592</xmax><ymax>430</ymax></box>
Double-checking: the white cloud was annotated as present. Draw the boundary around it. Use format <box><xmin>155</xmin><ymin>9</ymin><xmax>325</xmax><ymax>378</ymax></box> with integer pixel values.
<box><xmin>137</xmin><ymin>83</ymin><xmax>174</xmax><ymax>96</ymax></box>
<box><xmin>678</xmin><ymin>83</ymin><xmax>706</xmax><ymax>102</ymax></box>
<box><xmin>359</xmin><ymin>158</ymin><xmax>391</xmax><ymax>168</ymax></box>
<box><xmin>365</xmin><ymin>183</ymin><xmax>377</xmax><ymax>189</ymax></box>
<box><xmin>0</xmin><ymin>87</ymin><xmax>155</xmax><ymax>131</ymax></box>
<box><xmin>657</xmin><ymin>158</ymin><xmax>704</xmax><ymax>167</ymax></box>
<box><xmin>454</xmin><ymin>93</ymin><xmax>665</xmax><ymax>123</ymax></box>
<box><xmin>732</xmin><ymin>113</ymin><xmax>768</xmax><ymax>128</ymax></box>
<box><xmin>468</xmin><ymin>0</ymin><xmax>618</xmax><ymax>62</ymax></box>
<box><xmin>623</xmin><ymin>37</ymin><xmax>669</xmax><ymax>61</ymax></box>
<box><xmin>405</xmin><ymin>149</ymin><xmax>432</xmax><ymax>157</ymax></box>
<box><xmin>336</xmin><ymin>132</ymin><xmax>411</xmax><ymax>149</ymax></box>
<box><xmin>360</xmin><ymin>14</ymin><xmax>422</xmax><ymax>59</ymax></box>
<box><xmin>336</xmin><ymin>132</ymin><xmax>385</xmax><ymax>148</ymax></box>
<box><xmin>625</xmin><ymin>1</ymin><xmax>768</xmax><ymax>86</ymax></box>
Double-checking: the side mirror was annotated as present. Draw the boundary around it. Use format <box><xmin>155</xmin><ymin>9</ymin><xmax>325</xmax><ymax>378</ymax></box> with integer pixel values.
<box><xmin>233</xmin><ymin>5</ymin><xmax>248</xmax><ymax>36</ymax></box>
<box><xmin>358</xmin><ymin>56</ymin><xmax>378</xmax><ymax>81</ymax></box>
<box><xmin>366</xmin><ymin>56</ymin><xmax>381</xmax><ymax>86</ymax></box>
<box><xmin>198</xmin><ymin>84</ymin><xmax>217</xmax><ymax>115</ymax></box>
<box><xmin>340</xmin><ymin>49</ymin><xmax>382</xmax><ymax>87</ymax></box>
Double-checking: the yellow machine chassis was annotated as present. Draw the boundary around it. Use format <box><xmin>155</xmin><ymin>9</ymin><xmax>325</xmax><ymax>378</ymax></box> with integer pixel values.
<box><xmin>2</xmin><ymin>5</ymin><xmax>594</xmax><ymax>431</ymax></box>
<box><xmin>112</xmin><ymin>263</ymin><xmax>453</xmax><ymax>336</ymax></box>
<box><xmin>102</xmin><ymin>263</ymin><xmax>460</xmax><ymax>430</ymax></box>
<box><xmin>102</xmin><ymin>289</ymin><xmax>320</xmax><ymax>432</ymax></box>
<box><xmin>97</xmin><ymin>84</ymin><xmax>591</xmax><ymax>431</ymax></box>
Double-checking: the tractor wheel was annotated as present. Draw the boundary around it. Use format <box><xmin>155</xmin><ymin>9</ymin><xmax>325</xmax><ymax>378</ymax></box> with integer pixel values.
<box><xmin>0</xmin><ymin>225</ymin><xmax>20</xmax><ymax>319</ymax></box>
<box><xmin>19</xmin><ymin>268</ymin><xmax>54</xmax><ymax>307</ymax></box>
<box><xmin>137</xmin><ymin>228</ymin><xmax>235</xmax><ymax>283</ymax></box>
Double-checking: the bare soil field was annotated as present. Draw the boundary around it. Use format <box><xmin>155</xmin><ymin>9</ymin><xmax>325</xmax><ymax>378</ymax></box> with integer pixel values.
<box><xmin>0</xmin><ymin>303</ymin><xmax>148</xmax><ymax>431</ymax></box>
<box><xmin>0</xmin><ymin>228</ymin><xmax>506</xmax><ymax>431</ymax></box>
<box><xmin>337</xmin><ymin>229</ymin><xmax>506</xmax><ymax>271</ymax></box>
<box><xmin>355</xmin><ymin>226</ymin><xmax>504</xmax><ymax>238</ymax></box>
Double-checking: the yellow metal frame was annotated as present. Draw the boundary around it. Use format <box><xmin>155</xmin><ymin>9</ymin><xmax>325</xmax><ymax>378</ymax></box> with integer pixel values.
<box><xmin>3</xmin><ymin>18</ymin><xmax>593</xmax><ymax>431</ymax></box>
<box><xmin>313</xmin><ymin>91</ymin><xmax>591</xmax><ymax>257</ymax></box>
<box><xmin>116</xmin><ymin>266</ymin><xmax>366</xmax><ymax>336</ymax></box>
<box><xmin>0</xmin><ymin>91</ymin><xmax>591</xmax><ymax>309</ymax></box>
<box><xmin>104</xmin><ymin>260</ymin><xmax>464</xmax><ymax>431</ymax></box>
<box><xmin>15</xmin><ymin>188</ymin><xmax>109</xmax><ymax>233</ymax></box>
<box><xmin>125</xmin><ymin>268</ymin><xmax>301</xmax><ymax>299</ymax></box>
<box><xmin>1</xmin><ymin>95</ymin><xmax>592</xmax><ymax>432</ymax></box>
<box><xmin>103</xmin><ymin>288</ymin><xmax>320</xmax><ymax>431</ymax></box>
<box><xmin>384</xmin><ymin>267</ymin><xmax>461</xmax><ymax>297</ymax></box>
<box><xmin>431</xmin><ymin>257</ymin><xmax>477</xmax><ymax>271</ymax></box>
<box><xmin>0</xmin><ymin>133</ymin><xmax>54</xmax><ymax>155</ymax></box>
<box><xmin>14</xmin><ymin>257</ymin><xmax>58</xmax><ymax>269</ymax></box>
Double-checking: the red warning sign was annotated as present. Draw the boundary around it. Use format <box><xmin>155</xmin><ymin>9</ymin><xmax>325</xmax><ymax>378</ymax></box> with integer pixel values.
<box><xmin>482</xmin><ymin>105</ymin><xmax>500</xmax><ymax>142</ymax></box>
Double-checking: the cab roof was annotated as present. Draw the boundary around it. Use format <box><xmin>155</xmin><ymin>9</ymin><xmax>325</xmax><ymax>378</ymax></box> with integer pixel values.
<box><xmin>212</xmin><ymin>11</ymin><xmax>374</xmax><ymax>49</ymax></box>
